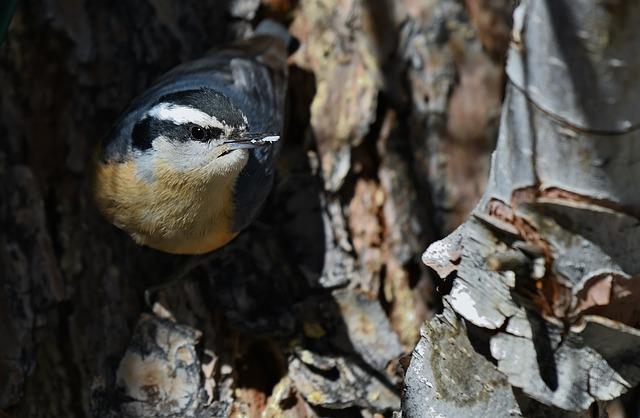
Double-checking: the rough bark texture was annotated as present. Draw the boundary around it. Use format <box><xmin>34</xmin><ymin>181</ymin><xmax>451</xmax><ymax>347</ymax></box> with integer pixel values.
<box><xmin>0</xmin><ymin>0</ymin><xmax>509</xmax><ymax>417</ymax></box>
<box><xmin>414</xmin><ymin>0</ymin><xmax>640</xmax><ymax>416</ymax></box>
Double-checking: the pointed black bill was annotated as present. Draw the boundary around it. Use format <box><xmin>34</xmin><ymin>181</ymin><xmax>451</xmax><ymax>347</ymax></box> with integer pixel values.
<box><xmin>223</xmin><ymin>132</ymin><xmax>280</xmax><ymax>150</ymax></box>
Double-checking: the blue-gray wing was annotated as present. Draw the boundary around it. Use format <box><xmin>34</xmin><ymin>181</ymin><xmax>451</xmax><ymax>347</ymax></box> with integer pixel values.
<box><xmin>166</xmin><ymin>37</ymin><xmax>288</xmax><ymax>232</ymax></box>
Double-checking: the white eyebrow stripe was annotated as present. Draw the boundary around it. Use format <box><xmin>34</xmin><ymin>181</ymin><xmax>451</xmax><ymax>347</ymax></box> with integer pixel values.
<box><xmin>147</xmin><ymin>103</ymin><xmax>227</xmax><ymax>129</ymax></box>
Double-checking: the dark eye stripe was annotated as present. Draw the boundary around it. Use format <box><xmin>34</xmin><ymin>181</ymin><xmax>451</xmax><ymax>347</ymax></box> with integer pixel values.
<box><xmin>131</xmin><ymin>118</ymin><xmax>191</xmax><ymax>151</ymax></box>
<box><xmin>131</xmin><ymin>118</ymin><xmax>153</xmax><ymax>151</ymax></box>
<box><xmin>209</xmin><ymin>127</ymin><xmax>223</xmax><ymax>139</ymax></box>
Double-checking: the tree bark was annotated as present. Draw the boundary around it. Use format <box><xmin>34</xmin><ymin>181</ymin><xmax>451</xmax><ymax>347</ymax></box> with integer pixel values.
<box><xmin>412</xmin><ymin>0</ymin><xmax>640</xmax><ymax>416</ymax></box>
<box><xmin>0</xmin><ymin>0</ymin><xmax>508</xmax><ymax>417</ymax></box>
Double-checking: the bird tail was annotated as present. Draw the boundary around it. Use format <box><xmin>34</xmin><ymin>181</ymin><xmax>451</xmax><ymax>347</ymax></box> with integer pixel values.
<box><xmin>255</xmin><ymin>19</ymin><xmax>298</xmax><ymax>54</ymax></box>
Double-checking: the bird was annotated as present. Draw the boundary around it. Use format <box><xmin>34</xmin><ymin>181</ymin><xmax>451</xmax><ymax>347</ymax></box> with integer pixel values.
<box><xmin>92</xmin><ymin>20</ymin><xmax>290</xmax><ymax>255</ymax></box>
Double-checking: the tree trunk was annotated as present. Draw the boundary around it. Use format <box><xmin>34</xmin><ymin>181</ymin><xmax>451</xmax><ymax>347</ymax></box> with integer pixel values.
<box><xmin>0</xmin><ymin>0</ymin><xmax>509</xmax><ymax>417</ymax></box>
<box><xmin>412</xmin><ymin>0</ymin><xmax>640</xmax><ymax>416</ymax></box>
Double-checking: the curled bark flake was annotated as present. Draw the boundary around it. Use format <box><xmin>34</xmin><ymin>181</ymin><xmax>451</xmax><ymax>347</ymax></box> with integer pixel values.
<box><xmin>114</xmin><ymin>314</ymin><xmax>205</xmax><ymax>418</ymax></box>
<box><xmin>332</xmin><ymin>289</ymin><xmax>405</xmax><ymax>373</ymax></box>
<box><xmin>289</xmin><ymin>351</ymin><xmax>400</xmax><ymax>412</ymax></box>
<box><xmin>427</xmin><ymin>200</ymin><xmax>640</xmax><ymax>411</ymax></box>
<box><xmin>453</xmin><ymin>219</ymin><xmax>530</xmax><ymax>330</ymax></box>
<box><xmin>421</xmin><ymin>224</ymin><xmax>464</xmax><ymax>279</ymax></box>
<box><xmin>489</xmin><ymin>329</ymin><xmax>626</xmax><ymax>411</ymax></box>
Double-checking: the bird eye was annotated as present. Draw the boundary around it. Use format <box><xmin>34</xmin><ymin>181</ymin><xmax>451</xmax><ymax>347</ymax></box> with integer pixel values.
<box><xmin>190</xmin><ymin>126</ymin><xmax>207</xmax><ymax>141</ymax></box>
<box><xmin>208</xmin><ymin>127</ymin><xmax>223</xmax><ymax>139</ymax></box>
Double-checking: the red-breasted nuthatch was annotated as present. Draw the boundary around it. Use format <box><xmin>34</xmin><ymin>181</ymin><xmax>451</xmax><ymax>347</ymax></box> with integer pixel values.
<box><xmin>92</xmin><ymin>21</ymin><xmax>290</xmax><ymax>254</ymax></box>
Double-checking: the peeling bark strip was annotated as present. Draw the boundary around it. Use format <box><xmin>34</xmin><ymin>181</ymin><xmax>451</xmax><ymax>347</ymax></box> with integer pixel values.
<box><xmin>416</xmin><ymin>0</ymin><xmax>640</xmax><ymax>414</ymax></box>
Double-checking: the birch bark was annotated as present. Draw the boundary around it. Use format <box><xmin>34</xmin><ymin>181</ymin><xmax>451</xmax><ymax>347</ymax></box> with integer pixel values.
<box><xmin>411</xmin><ymin>0</ymin><xmax>640</xmax><ymax>415</ymax></box>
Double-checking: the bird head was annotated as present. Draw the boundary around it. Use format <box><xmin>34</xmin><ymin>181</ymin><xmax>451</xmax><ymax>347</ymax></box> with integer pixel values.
<box><xmin>117</xmin><ymin>87</ymin><xmax>278</xmax><ymax>182</ymax></box>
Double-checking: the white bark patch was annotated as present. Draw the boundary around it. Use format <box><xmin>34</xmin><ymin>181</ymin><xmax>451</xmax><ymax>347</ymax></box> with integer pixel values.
<box><xmin>450</xmin><ymin>281</ymin><xmax>505</xmax><ymax>329</ymax></box>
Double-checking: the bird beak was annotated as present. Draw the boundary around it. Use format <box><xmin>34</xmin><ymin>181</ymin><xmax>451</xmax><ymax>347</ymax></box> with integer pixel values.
<box><xmin>223</xmin><ymin>132</ymin><xmax>280</xmax><ymax>150</ymax></box>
